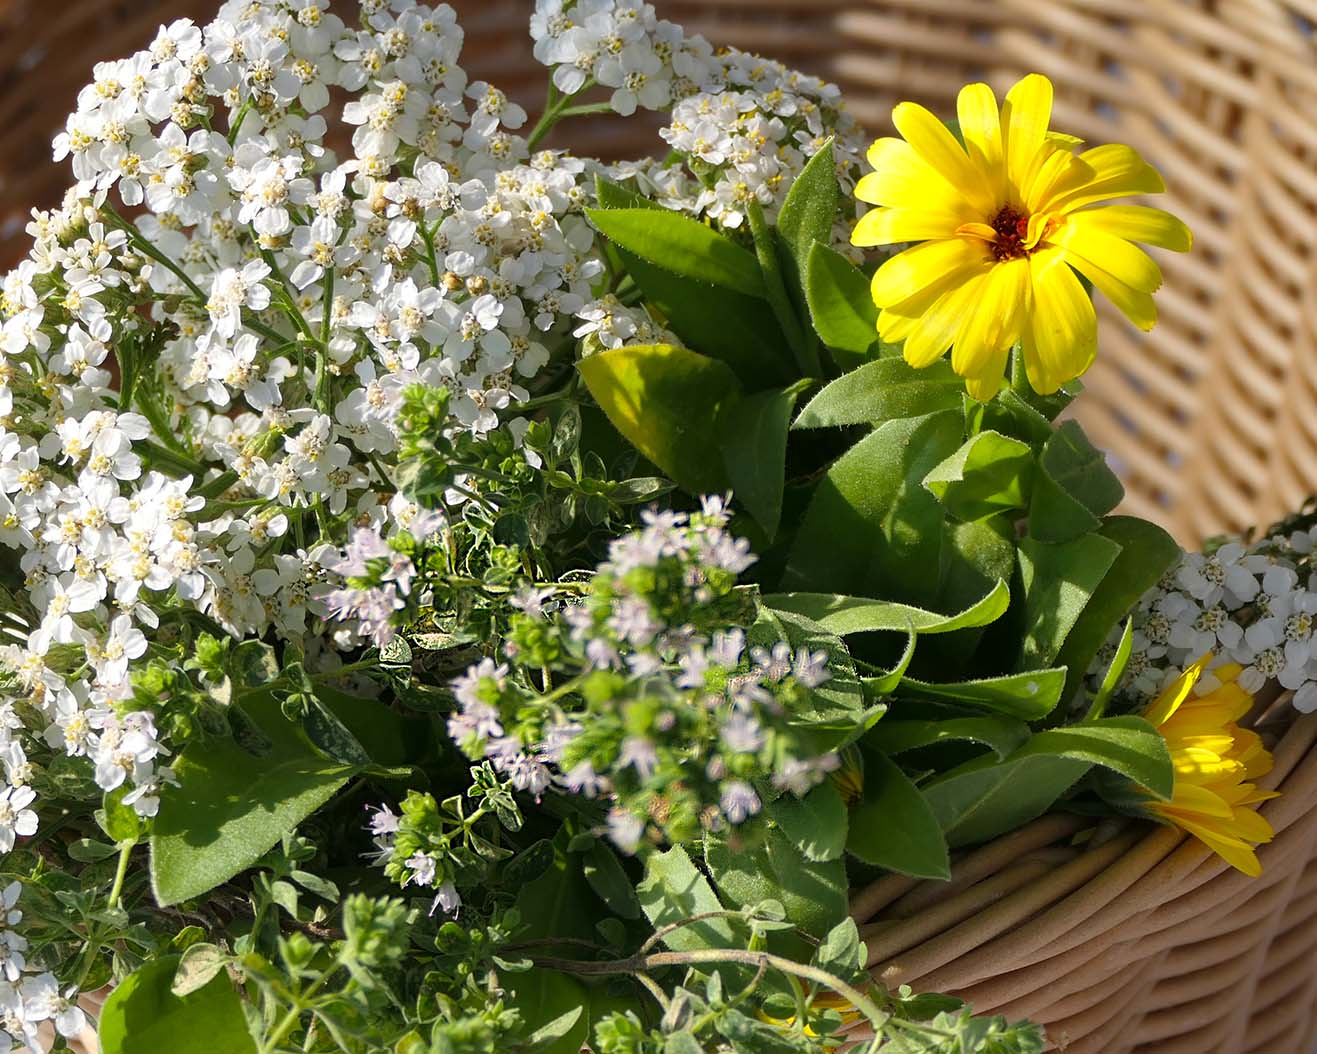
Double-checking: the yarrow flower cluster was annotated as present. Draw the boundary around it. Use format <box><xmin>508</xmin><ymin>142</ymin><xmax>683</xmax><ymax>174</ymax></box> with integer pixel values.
<box><xmin>443</xmin><ymin>496</ymin><xmax>842</xmax><ymax>854</ymax></box>
<box><xmin>1097</xmin><ymin>523</ymin><xmax>1317</xmax><ymax>712</ymax></box>
<box><xmin>654</xmin><ymin>67</ymin><xmax>865</xmax><ymax>233</ymax></box>
<box><xmin>0</xmin><ymin>882</ymin><xmax>88</xmax><ymax>1051</ymax></box>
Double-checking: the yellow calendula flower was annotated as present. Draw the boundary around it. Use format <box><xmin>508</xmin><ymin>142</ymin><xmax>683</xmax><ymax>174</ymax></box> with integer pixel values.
<box><xmin>760</xmin><ymin>990</ymin><xmax>864</xmax><ymax>1036</ymax></box>
<box><xmin>851</xmin><ymin>73</ymin><xmax>1192</xmax><ymax>399</ymax></box>
<box><xmin>1142</xmin><ymin>656</ymin><xmax>1277</xmax><ymax>876</ymax></box>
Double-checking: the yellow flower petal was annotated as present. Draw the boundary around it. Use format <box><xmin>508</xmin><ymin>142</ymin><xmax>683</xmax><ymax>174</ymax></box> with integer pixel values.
<box><xmin>1143</xmin><ymin>655</ymin><xmax>1211</xmax><ymax>726</ymax></box>
<box><xmin>1046</xmin><ymin>143</ymin><xmax>1166</xmax><ymax>212</ymax></box>
<box><xmin>891</xmin><ymin>101</ymin><xmax>995</xmax><ymax>214</ymax></box>
<box><xmin>1069</xmin><ymin>204</ymin><xmax>1193</xmax><ymax>252</ymax></box>
<box><xmin>869</xmin><ymin>238</ymin><xmax>990</xmax><ymax>307</ymax></box>
<box><xmin>1020</xmin><ymin>248</ymin><xmax>1096</xmax><ymax>393</ymax></box>
<box><xmin>1001</xmin><ymin>74</ymin><xmax>1053</xmax><ymax>200</ymax></box>
<box><xmin>856</xmin><ymin>139</ymin><xmax>972</xmax><ymax>216</ymax></box>
<box><xmin>1058</xmin><ymin>250</ymin><xmax>1158</xmax><ymax>331</ymax></box>
<box><xmin>902</xmin><ymin>271</ymin><xmax>991</xmax><ymax>368</ymax></box>
<box><xmin>852</xmin><ymin>208</ymin><xmax>975</xmax><ymax>247</ymax></box>
<box><xmin>956</xmin><ymin>82</ymin><xmax>1004</xmax><ymax>198</ymax></box>
<box><xmin>951</xmin><ymin>257</ymin><xmax>1030</xmax><ymax>387</ymax></box>
<box><xmin>1156</xmin><ymin>782</ymin><xmax>1234</xmax><ymax>819</ymax></box>
<box><xmin>965</xmin><ymin>367</ymin><xmax>1007</xmax><ymax>401</ymax></box>
<box><xmin>1156</xmin><ymin>812</ymin><xmax>1264</xmax><ymax>876</ymax></box>
<box><xmin>1050</xmin><ymin>220</ymin><xmax>1164</xmax><ymax>293</ymax></box>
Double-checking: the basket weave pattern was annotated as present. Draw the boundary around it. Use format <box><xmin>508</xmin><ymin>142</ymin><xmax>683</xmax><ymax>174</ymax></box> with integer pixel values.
<box><xmin>2</xmin><ymin>2</ymin><xmax>1317</xmax><ymax>1052</ymax></box>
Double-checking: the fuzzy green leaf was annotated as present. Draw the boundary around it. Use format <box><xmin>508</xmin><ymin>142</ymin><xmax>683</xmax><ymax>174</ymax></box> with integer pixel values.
<box><xmin>778</xmin><ymin>141</ymin><xmax>839</xmax><ymax>305</ymax></box>
<box><xmin>1016</xmin><ymin>532</ymin><xmax>1122</xmax><ymax>671</ymax></box>
<box><xmin>637</xmin><ymin>845</ymin><xmax>736</xmax><ymax>953</ymax></box>
<box><xmin>769</xmin><ymin>782</ymin><xmax>848</xmax><ymax>862</ymax></box>
<box><xmin>585</xmin><ymin>207</ymin><xmax>765</xmax><ymax>297</ymax></box>
<box><xmin>846</xmin><ymin>751</ymin><xmax>950</xmax><ymax>879</ymax></box>
<box><xmin>764</xmin><ymin>580</ymin><xmax>1009</xmax><ymax>638</ymax></box>
<box><xmin>578</xmin><ymin>344</ymin><xmax>739</xmax><ymax>495</ymax></box>
<box><xmin>783</xmin><ymin>411</ymin><xmax>963</xmax><ymax>604</ymax></box>
<box><xmin>707</xmin><ymin>821</ymin><xmax>848</xmax><ymax>941</ymax></box>
<box><xmin>804</xmin><ymin>242</ymin><xmax>880</xmax><ymax>363</ymax></box>
<box><xmin>924</xmin><ymin>430</ymin><xmax>1034</xmax><ymax>522</ymax></box>
<box><xmin>866</xmin><ymin>716</ymin><xmax>1031</xmax><ymax>760</ymax></box>
<box><xmin>1056</xmin><ymin>516</ymin><xmax>1180</xmax><ymax>704</ymax></box>
<box><xmin>150</xmin><ymin>693</ymin><xmax>356</xmax><ymax>907</ymax></box>
<box><xmin>719</xmin><ymin>383</ymin><xmax>804</xmax><ymax>540</ymax></box>
<box><xmin>793</xmin><ymin>357</ymin><xmax>962</xmax><ymax>429</ymax></box>
<box><xmin>1029</xmin><ymin>421</ymin><xmax>1124</xmax><ymax>542</ymax></box>
<box><xmin>98</xmin><ymin>955</ymin><xmax>255</xmax><ymax>1054</ymax></box>
<box><xmin>894</xmin><ymin>667</ymin><xmax>1069</xmax><ymax>720</ymax></box>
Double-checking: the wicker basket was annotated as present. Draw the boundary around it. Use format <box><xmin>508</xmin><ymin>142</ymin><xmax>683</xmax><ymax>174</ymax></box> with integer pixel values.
<box><xmin>3</xmin><ymin>2</ymin><xmax>1317</xmax><ymax>1052</ymax></box>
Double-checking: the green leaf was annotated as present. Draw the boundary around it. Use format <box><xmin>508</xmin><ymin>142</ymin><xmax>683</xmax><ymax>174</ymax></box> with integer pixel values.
<box><xmin>626</xmin><ymin>252</ymin><xmax>797</xmax><ymax>388</ymax></box>
<box><xmin>637</xmin><ymin>845</ymin><xmax>735</xmax><ymax>952</ymax></box>
<box><xmin>860</xmin><ymin>629</ymin><xmax>918</xmax><ymax>697</ymax></box>
<box><xmin>171</xmin><ymin>944</ymin><xmax>227</xmax><ymax>997</ymax></box>
<box><xmin>1016</xmin><ymin>532</ymin><xmax>1122</xmax><ymax>671</ymax></box>
<box><xmin>302</xmin><ymin>696</ymin><xmax>372</xmax><ymax>766</ymax></box>
<box><xmin>1029</xmin><ymin>421</ymin><xmax>1124</xmax><ymax>542</ymax></box>
<box><xmin>230</xmin><ymin>640</ymin><xmax>279</xmax><ymax>689</ymax></box>
<box><xmin>793</xmin><ymin>357</ymin><xmax>962</xmax><ymax>429</ymax></box>
<box><xmin>783</xmin><ymin>411</ymin><xmax>964</xmax><ymax>605</ymax></box>
<box><xmin>97</xmin><ymin>955</ymin><xmax>256</xmax><ymax>1054</ymax></box>
<box><xmin>923</xmin><ymin>752</ymin><xmax>1091</xmax><ymax>847</ymax></box>
<box><xmin>815</xmin><ymin>918</ymin><xmax>866</xmax><ymax>986</ymax></box>
<box><xmin>592</xmin><ymin>181</ymin><xmax>793</xmax><ymax>387</ymax></box>
<box><xmin>585</xmin><ymin>207</ymin><xmax>765</xmax><ymax>298</ymax></box>
<box><xmin>765</xmin><ymin>579</ymin><xmax>1009</xmax><ymax>638</ymax></box>
<box><xmin>922</xmin><ymin>715</ymin><xmax>1171</xmax><ymax>845</ymax></box>
<box><xmin>515</xmin><ymin>829</ymin><xmax>603</xmax><ymax>945</ymax></box>
<box><xmin>746</xmin><ymin>200</ymin><xmax>813</xmax><ymax>373</ymax></box>
<box><xmin>846</xmin><ymin>751</ymin><xmax>950</xmax><ymax>879</ymax></box>
<box><xmin>923</xmin><ymin>430</ymin><xmax>1034</xmax><ymax>522</ymax></box>
<box><xmin>313</xmin><ymin>685</ymin><xmax>421</xmax><ymax>769</ymax></box>
<box><xmin>578</xmin><ymin>344</ymin><xmax>739</xmax><ymax>494</ymax></box>
<box><xmin>804</xmin><ymin>242</ymin><xmax>879</xmax><ymax>364</ymax></box>
<box><xmin>707</xmin><ymin>821</ymin><xmax>848</xmax><ymax>941</ymax></box>
<box><xmin>719</xmin><ymin>384</ymin><xmax>803</xmax><ymax>540</ymax></box>
<box><xmin>778</xmin><ymin>140</ymin><xmax>839</xmax><ymax>305</ymax></box>
<box><xmin>1027</xmin><ymin>717</ymin><xmax>1173</xmax><ymax>799</ymax></box>
<box><xmin>506</xmin><ymin>970</ymin><xmax>591</xmax><ymax>1054</ymax></box>
<box><xmin>151</xmin><ymin>693</ymin><xmax>356</xmax><ymax>907</ymax></box>
<box><xmin>866</xmin><ymin>716</ymin><xmax>1031</xmax><ymax>759</ymax></box>
<box><xmin>582</xmin><ymin>841</ymin><xmax>642</xmax><ymax>919</ymax></box>
<box><xmin>100</xmin><ymin>787</ymin><xmax>145</xmax><ymax>845</ymax></box>
<box><xmin>768</xmin><ymin>782</ymin><xmax>848</xmax><ymax>862</ymax></box>
<box><xmin>1086</xmin><ymin>617</ymin><xmax>1134</xmax><ymax>722</ymax></box>
<box><xmin>979</xmin><ymin>389</ymin><xmax>1055</xmax><ymax>446</ymax></box>
<box><xmin>1056</xmin><ymin>516</ymin><xmax>1180</xmax><ymax>705</ymax></box>
<box><xmin>894</xmin><ymin>667</ymin><xmax>1068</xmax><ymax>720</ymax></box>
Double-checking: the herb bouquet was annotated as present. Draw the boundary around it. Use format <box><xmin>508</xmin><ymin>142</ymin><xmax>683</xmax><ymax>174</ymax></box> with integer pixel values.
<box><xmin>0</xmin><ymin>2</ymin><xmax>1301</xmax><ymax>1053</ymax></box>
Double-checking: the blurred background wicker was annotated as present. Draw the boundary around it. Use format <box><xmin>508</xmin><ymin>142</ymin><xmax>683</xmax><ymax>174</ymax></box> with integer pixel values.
<box><xmin>3</xmin><ymin>2</ymin><xmax>1317</xmax><ymax>1052</ymax></box>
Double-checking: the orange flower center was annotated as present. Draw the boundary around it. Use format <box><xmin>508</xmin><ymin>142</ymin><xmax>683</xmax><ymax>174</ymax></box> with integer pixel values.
<box><xmin>991</xmin><ymin>206</ymin><xmax>1031</xmax><ymax>261</ymax></box>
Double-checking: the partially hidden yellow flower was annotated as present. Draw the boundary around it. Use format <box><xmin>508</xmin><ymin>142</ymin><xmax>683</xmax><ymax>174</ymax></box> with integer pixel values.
<box><xmin>760</xmin><ymin>990</ymin><xmax>864</xmax><ymax>1036</ymax></box>
<box><xmin>851</xmin><ymin>73</ymin><xmax>1192</xmax><ymax>400</ymax></box>
<box><xmin>1142</xmin><ymin>656</ymin><xmax>1277</xmax><ymax>876</ymax></box>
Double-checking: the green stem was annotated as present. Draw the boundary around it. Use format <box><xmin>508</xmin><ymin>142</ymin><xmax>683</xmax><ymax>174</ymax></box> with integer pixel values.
<box><xmin>107</xmin><ymin>842</ymin><xmax>133</xmax><ymax>910</ymax></box>
<box><xmin>141</xmin><ymin>440</ymin><xmax>207</xmax><ymax>479</ymax></box>
<box><xmin>259</xmin><ymin>966</ymin><xmax>336</xmax><ymax>1054</ymax></box>
<box><xmin>320</xmin><ymin>269</ymin><xmax>335</xmax><ymax>347</ymax></box>
<box><xmin>526</xmin><ymin>78</ymin><xmax>599</xmax><ymax>151</ymax></box>
<box><xmin>530</xmin><ymin>947</ymin><xmax>888</xmax><ymax>1031</ymax></box>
